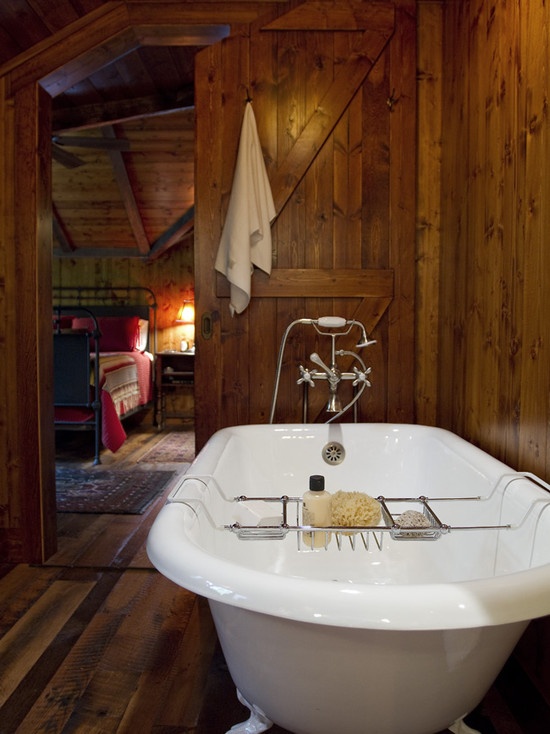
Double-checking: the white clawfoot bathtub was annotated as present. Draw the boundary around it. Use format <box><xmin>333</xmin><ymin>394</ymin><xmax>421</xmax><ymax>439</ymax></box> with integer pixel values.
<box><xmin>147</xmin><ymin>424</ymin><xmax>550</xmax><ymax>734</ymax></box>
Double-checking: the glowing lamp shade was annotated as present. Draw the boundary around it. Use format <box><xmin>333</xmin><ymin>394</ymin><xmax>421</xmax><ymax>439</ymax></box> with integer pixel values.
<box><xmin>175</xmin><ymin>301</ymin><xmax>195</xmax><ymax>351</ymax></box>
<box><xmin>175</xmin><ymin>301</ymin><xmax>195</xmax><ymax>324</ymax></box>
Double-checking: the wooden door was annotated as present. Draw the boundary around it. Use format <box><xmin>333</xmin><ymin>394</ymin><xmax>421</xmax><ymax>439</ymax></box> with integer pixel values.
<box><xmin>194</xmin><ymin>1</ymin><xmax>416</xmax><ymax>450</ymax></box>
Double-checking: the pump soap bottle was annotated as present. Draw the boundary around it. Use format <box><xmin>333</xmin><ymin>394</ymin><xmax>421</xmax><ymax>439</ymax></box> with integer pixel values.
<box><xmin>302</xmin><ymin>474</ymin><xmax>332</xmax><ymax>548</ymax></box>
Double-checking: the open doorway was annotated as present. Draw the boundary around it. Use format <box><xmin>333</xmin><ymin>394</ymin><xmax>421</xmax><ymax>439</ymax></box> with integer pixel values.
<box><xmin>48</xmin><ymin>26</ymin><xmax>233</xmax><ymax>518</ymax></box>
<box><xmin>0</xmin><ymin>8</ymin><xmax>237</xmax><ymax>562</ymax></box>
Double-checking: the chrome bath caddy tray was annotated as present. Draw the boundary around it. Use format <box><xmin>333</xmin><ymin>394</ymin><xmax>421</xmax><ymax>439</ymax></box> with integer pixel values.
<box><xmin>224</xmin><ymin>493</ymin><xmax>513</xmax><ymax>550</ymax></box>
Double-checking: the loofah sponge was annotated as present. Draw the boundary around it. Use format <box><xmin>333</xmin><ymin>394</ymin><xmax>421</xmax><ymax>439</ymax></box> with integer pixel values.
<box><xmin>331</xmin><ymin>490</ymin><xmax>381</xmax><ymax>528</ymax></box>
<box><xmin>395</xmin><ymin>510</ymin><xmax>431</xmax><ymax>528</ymax></box>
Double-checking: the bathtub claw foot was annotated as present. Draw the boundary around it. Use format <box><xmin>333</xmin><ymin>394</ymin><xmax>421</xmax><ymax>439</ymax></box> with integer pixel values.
<box><xmin>227</xmin><ymin>689</ymin><xmax>273</xmax><ymax>733</ymax></box>
<box><xmin>449</xmin><ymin>717</ymin><xmax>481</xmax><ymax>734</ymax></box>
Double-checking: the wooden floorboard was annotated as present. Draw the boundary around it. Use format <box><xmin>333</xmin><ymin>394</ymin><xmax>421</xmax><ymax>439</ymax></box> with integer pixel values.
<box><xmin>0</xmin><ymin>423</ymin><xmax>547</xmax><ymax>733</ymax></box>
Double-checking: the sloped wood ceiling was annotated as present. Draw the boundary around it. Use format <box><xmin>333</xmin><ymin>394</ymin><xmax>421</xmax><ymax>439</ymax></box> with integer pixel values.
<box><xmin>51</xmin><ymin>110</ymin><xmax>196</xmax><ymax>258</ymax></box>
<box><xmin>0</xmin><ymin>1</ymin><xmax>235</xmax><ymax>259</ymax></box>
<box><xmin>49</xmin><ymin>38</ymin><xmax>206</xmax><ymax>258</ymax></box>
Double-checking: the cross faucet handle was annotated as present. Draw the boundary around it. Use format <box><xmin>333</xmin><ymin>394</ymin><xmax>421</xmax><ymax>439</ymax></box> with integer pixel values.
<box><xmin>297</xmin><ymin>366</ymin><xmax>317</xmax><ymax>386</ymax></box>
<box><xmin>352</xmin><ymin>366</ymin><xmax>372</xmax><ymax>388</ymax></box>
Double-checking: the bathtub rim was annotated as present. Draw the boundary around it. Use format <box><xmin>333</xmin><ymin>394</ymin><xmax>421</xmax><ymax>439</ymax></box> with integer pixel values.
<box><xmin>146</xmin><ymin>498</ymin><xmax>550</xmax><ymax>631</ymax></box>
<box><xmin>146</xmin><ymin>422</ymin><xmax>550</xmax><ymax>631</ymax></box>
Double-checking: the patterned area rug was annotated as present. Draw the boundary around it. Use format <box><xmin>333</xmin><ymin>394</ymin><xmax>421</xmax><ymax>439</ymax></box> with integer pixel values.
<box><xmin>138</xmin><ymin>430</ymin><xmax>195</xmax><ymax>464</ymax></box>
<box><xmin>56</xmin><ymin>466</ymin><xmax>175</xmax><ymax>514</ymax></box>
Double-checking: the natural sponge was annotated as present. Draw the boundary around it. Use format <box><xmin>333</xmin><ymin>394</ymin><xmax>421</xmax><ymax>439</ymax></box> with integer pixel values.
<box><xmin>331</xmin><ymin>490</ymin><xmax>381</xmax><ymax>528</ymax></box>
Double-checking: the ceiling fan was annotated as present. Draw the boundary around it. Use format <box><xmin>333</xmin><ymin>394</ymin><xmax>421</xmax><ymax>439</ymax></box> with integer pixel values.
<box><xmin>52</xmin><ymin>133</ymin><xmax>130</xmax><ymax>168</ymax></box>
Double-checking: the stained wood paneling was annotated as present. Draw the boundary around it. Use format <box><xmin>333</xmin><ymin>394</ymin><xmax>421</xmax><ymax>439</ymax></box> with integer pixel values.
<box><xmin>0</xmin><ymin>78</ymin><xmax>15</xmax><ymax>562</ymax></box>
<box><xmin>386</xmin><ymin>0</ymin><xmax>416</xmax><ymax>423</ymax></box>
<box><xmin>416</xmin><ymin>1</ymin><xmax>442</xmax><ymax>427</ymax></box>
<box><xmin>517</xmin><ymin>1</ymin><xmax>550</xmax><ymax>475</ymax></box>
<box><xmin>437</xmin><ymin>0</ymin><xmax>550</xmax><ymax>713</ymax></box>
<box><xmin>53</xmin><ymin>242</ymin><xmax>195</xmax><ymax>346</ymax></box>
<box><xmin>194</xmin><ymin>1</ymin><xmax>416</xmax><ymax>447</ymax></box>
<box><xmin>439</xmin><ymin>0</ymin><xmax>550</xmax><ymax>475</ymax></box>
<box><xmin>0</xmin><ymin>80</ymin><xmax>56</xmax><ymax>563</ymax></box>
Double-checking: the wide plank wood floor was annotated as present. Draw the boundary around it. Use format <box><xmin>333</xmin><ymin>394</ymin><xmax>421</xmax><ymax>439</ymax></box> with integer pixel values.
<box><xmin>0</xmin><ymin>419</ymin><xmax>547</xmax><ymax>733</ymax></box>
<box><xmin>0</xmin><ymin>422</ymin><xmax>226</xmax><ymax>733</ymax></box>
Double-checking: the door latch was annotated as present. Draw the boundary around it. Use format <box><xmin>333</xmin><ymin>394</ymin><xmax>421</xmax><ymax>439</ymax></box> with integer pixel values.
<box><xmin>201</xmin><ymin>311</ymin><xmax>213</xmax><ymax>340</ymax></box>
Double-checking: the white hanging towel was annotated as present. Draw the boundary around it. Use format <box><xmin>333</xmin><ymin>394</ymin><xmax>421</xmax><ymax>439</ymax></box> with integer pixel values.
<box><xmin>215</xmin><ymin>102</ymin><xmax>276</xmax><ymax>315</ymax></box>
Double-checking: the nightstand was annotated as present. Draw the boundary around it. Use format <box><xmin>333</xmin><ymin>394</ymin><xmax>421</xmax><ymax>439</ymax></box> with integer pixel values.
<box><xmin>156</xmin><ymin>351</ymin><xmax>194</xmax><ymax>428</ymax></box>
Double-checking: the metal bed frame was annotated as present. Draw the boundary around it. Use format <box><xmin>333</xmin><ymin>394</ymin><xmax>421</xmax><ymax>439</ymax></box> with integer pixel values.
<box><xmin>52</xmin><ymin>286</ymin><xmax>157</xmax><ymax>464</ymax></box>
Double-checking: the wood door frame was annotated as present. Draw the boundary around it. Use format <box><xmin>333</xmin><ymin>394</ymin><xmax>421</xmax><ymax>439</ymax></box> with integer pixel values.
<box><xmin>0</xmin><ymin>1</ymin><xmax>280</xmax><ymax>563</ymax></box>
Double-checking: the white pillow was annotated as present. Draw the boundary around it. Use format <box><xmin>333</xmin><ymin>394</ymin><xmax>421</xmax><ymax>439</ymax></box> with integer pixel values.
<box><xmin>136</xmin><ymin>319</ymin><xmax>149</xmax><ymax>351</ymax></box>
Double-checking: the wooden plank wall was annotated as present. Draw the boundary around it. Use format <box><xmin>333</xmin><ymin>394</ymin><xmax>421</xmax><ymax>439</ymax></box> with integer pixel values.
<box><xmin>439</xmin><ymin>0</ymin><xmax>550</xmax><ymax>479</ymax></box>
<box><xmin>0</xmin><ymin>80</ymin><xmax>57</xmax><ymax>563</ymax></box>
<box><xmin>437</xmin><ymin>0</ymin><xmax>550</xmax><ymax>708</ymax></box>
<box><xmin>416</xmin><ymin>1</ymin><xmax>442</xmax><ymax>427</ymax></box>
<box><xmin>194</xmin><ymin>2</ymin><xmax>416</xmax><ymax>449</ymax></box>
<box><xmin>53</xmin><ymin>242</ymin><xmax>195</xmax><ymax>349</ymax></box>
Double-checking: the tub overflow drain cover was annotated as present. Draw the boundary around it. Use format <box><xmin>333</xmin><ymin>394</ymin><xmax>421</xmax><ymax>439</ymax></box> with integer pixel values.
<box><xmin>322</xmin><ymin>441</ymin><xmax>345</xmax><ymax>465</ymax></box>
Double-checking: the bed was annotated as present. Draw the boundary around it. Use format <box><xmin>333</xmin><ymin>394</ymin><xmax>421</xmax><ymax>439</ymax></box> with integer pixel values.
<box><xmin>53</xmin><ymin>286</ymin><xmax>157</xmax><ymax>464</ymax></box>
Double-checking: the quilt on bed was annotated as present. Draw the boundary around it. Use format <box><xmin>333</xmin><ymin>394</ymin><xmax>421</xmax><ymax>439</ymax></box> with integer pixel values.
<box><xmin>95</xmin><ymin>351</ymin><xmax>153</xmax><ymax>451</ymax></box>
<box><xmin>55</xmin><ymin>350</ymin><xmax>153</xmax><ymax>453</ymax></box>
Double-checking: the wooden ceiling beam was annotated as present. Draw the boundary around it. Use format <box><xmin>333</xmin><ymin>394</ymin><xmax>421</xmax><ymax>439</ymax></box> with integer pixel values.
<box><xmin>126</xmin><ymin>2</ymin><xmax>285</xmax><ymax>26</ymax></box>
<box><xmin>52</xmin><ymin>135</ymin><xmax>130</xmax><ymax>150</ymax></box>
<box><xmin>52</xmin><ymin>204</ymin><xmax>76</xmax><ymax>253</ymax></box>
<box><xmin>134</xmin><ymin>24</ymin><xmax>230</xmax><ymax>47</ymax></box>
<box><xmin>102</xmin><ymin>125</ymin><xmax>151</xmax><ymax>255</ymax></box>
<box><xmin>40</xmin><ymin>27</ymin><xmax>141</xmax><ymax>98</ymax></box>
<box><xmin>147</xmin><ymin>206</ymin><xmax>195</xmax><ymax>261</ymax></box>
<box><xmin>262</xmin><ymin>0</ymin><xmax>395</xmax><ymax>31</ymax></box>
<box><xmin>4</xmin><ymin>4</ymin><xmax>134</xmax><ymax>97</ymax></box>
<box><xmin>53</xmin><ymin>247</ymin><xmax>146</xmax><ymax>258</ymax></box>
<box><xmin>216</xmin><ymin>269</ymin><xmax>394</xmax><ymax>299</ymax></box>
<box><xmin>0</xmin><ymin>3</ymin><xmax>128</xmax><ymax>79</ymax></box>
<box><xmin>3</xmin><ymin>3</ymin><xmax>284</xmax><ymax>98</ymax></box>
<box><xmin>52</xmin><ymin>85</ymin><xmax>194</xmax><ymax>133</ymax></box>
<box><xmin>51</xmin><ymin>143</ymin><xmax>85</xmax><ymax>167</ymax></box>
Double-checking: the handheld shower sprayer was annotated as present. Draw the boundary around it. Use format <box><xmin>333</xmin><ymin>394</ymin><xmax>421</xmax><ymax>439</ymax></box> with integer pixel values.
<box><xmin>315</xmin><ymin>316</ymin><xmax>347</xmax><ymax>328</ymax></box>
<box><xmin>356</xmin><ymin>334</ymin><xmax>378</xmax><ymax>349</ymax></box>
<box><xmin>269</xmin><ymin>316</ymin><xmax>376</xmax><ymax>423</ymax></box>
